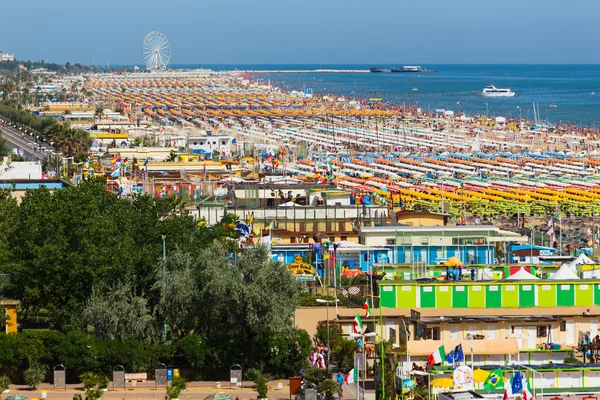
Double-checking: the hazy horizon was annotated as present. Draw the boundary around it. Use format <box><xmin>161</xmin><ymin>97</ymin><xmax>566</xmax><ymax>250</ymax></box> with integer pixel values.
<box><xmin>1</xmin><ymin>0</ymin><xmax>598</xmax><ymax>65</ymax></box>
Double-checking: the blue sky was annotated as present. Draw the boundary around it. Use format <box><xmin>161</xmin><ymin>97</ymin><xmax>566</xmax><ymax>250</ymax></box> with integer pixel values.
<box><xmin>1</xmin><ymin>0</ymin><xmax>599</xmax><ymax>65</ymax></box>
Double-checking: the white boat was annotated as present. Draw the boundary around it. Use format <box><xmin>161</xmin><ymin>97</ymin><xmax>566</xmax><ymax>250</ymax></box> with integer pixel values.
<box><xmin>391</xmin><ymin>66</ymin><xmax>423</xmax><ymax>72</ymax></box>
<box><xmin>481</xmin><ymin>85</ymin><xmax>516</xmax><ymax>97</ymax></box>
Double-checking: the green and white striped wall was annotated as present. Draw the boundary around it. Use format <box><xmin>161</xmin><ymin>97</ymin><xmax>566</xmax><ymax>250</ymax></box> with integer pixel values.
<box><xmin>379</xmin><ymin>281</ymin><xmax>600</xmax><ymax>309</ymax></box>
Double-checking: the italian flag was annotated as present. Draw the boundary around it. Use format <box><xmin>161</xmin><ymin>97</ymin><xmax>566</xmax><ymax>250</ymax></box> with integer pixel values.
<box><xmin>344</xmin><ymin>368</ymin><xmax>357</xmax><ymax>384</ymax></box>
<box><xmin>353</xmin><ymin>315</ymin><xmax>364</xmax><ymax>334</ymax></box>
<box><xmin>522</xmin><ymin>377</ymin><xmax>533</xmax><ymax>400</ymax></box>
<box><xmin>427</xmin><ymin>345</ymin><xmax>445</xmax><ymax>365</ymax></box>
<box><xmin>362</xmin><ymin>300</ymin><xmax>371</xmax><ymax>318</ymax></box>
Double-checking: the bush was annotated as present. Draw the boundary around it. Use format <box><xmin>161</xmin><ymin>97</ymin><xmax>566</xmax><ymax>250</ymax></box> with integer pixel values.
<box><xmin>299</xmin><ymin>293</ymin><xmax>346</xmax><ymax>307</ymax></box>
<box><xmin>564</xmin><ymin>356</ymin><xmax>579</xmax><ymax>364</ymax></box>
<box><xmin>304</xmin><ymin>367</ymin><xmax>340</xmax><ymax>400</ymax></box>
<box><xmin>97</xmin><ymin>375</ymin><xmax>109</xmax><ymax>390</ymax></box>
<box><xmin>254</xmin><ymin>373</ymin><xmax>269</xmax><ymax>399</ymax></box>
<box><xmin>23</xmin><ymin>362</ymin><xmax>46</xmax><ymax>389</ymax></box>
<box><xmin>84</xmin><ymin>387</ymin><xmax>103</xmax><ymax>400</ymax></box>
<box><xmin>0</xmin><ymin>376</ymin><xmax>10</xmax><ymax>393</ymax></box>
<box><xmin>166</xmin><ymin>376</ymin><xmax>186</xmax><ymax>399</ymax></box>
<box><xmin>332</xmin><ymin>339</ymin><xmax>360</xmax><ymax>371</ymax></box>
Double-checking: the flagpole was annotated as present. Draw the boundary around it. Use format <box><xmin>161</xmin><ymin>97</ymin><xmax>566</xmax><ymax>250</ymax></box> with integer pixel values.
<box><xmin>559</xmin><ymin>212</ymin><xmax>562</xmax><ymax>253</ymax></box>
<box><xmin>379</xmin><ymin>300</ymin><xmax>384</xmax><ymax>400</ymax></box>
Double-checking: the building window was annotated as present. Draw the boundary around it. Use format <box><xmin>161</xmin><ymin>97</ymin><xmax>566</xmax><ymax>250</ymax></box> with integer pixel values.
<box><xmin>537</xmin><ymin>326</ymin><xmax>547</xmax><ymax>338</ymax></box>
<box><xmin>425</xmin><ymin>328</ymin><xmax>433</xmax><ymax>340</ymax></box>
<box><xmin>329</xmin><ymin>236</ymin><xmax>335</xmax><ymax>242</ymax></box>
<box><xmin>386</xmin><ymin>239</ymin><xmax>396</xmax><ymax>245</ymax></box>
<box><xmin>290</xmin><ymin>237</ymin><xmax>296</xmax><ymax>244</ymax></box>
<box><xmin>299</xmin><ymin>222</ymin><xmax>306</xmax><ymax>232</ymax></box>
<box><xmin>424</xmin><ymin>327</ymin><xmax>440</xmax><ymax>340</ymax></box>
<box><xmin>339</xmin><ymin>221</ymin><xmax>345</xmax><ymax>231</ymax></box>
<box><xmin>341</xmin><ymin>236</ymin><xmax>347</xmax><ymax>241</ymax></box>
<box><xmin>420</xmin><ymin>237</ymin><xmax>430</xmax><ymax>246</ymax></box>
<box><xmin>560</xmin><ymin>320</ymin><xmax>567</xmax><ymax>331</ymax></box>
<box><xmin>389</xmin><ymin>327</ymin><xmax>397</xmax><ymax>344</ymax></box>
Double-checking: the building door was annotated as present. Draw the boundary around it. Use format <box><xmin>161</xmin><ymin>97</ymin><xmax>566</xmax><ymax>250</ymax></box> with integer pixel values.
<box><xmin>488</xmin><ymin>325</ymin><xmax>496</xmax><ymax>340</ymax></box>
<box><xmin>450</xmin><ymin>326</ymin><xmax>459</xmax><ymax>340</ymax></box>
<box><xmin>513</xmin><ymin>325</ymin><xmax>523</xmax><ymax>349</ymax></box>
<box><xmin>527</xmin><ymin>326</ymin><xmax>536</xmax><ymax>350</ymax></box>
<box><xmin>591</xmin><ymin>320</ymin><xmax>598</xmax><ymax>338</ymax></box>
<box><xmin>566</xmin><ymin>320</ymin><xmax>575</xmax><ymax>345</ymax></box>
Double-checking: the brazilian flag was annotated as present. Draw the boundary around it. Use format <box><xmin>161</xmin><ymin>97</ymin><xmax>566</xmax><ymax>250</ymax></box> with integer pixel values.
<box><xmin>484</xmin><ymin>368</ymin><xmax>504</xmax><ymax>390</ymax></box>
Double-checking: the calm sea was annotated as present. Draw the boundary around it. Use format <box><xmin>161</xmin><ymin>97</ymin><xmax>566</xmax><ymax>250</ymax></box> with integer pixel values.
<box><xmin>170</xmin><ymin>64</ymin><xmax>600</xmax><ymax>126</ymax></box>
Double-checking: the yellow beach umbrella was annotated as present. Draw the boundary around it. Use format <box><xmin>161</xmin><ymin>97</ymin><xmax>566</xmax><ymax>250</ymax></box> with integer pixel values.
<box><xmin>430</xmin><ymin>378</ymin><xmax>453</xmax><ymax>388</ymax></box>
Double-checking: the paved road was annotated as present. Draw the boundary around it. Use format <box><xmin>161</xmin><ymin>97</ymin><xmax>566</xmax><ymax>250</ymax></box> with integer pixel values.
<box><xmin>0</xmin><ymin>119</ymin><xmax>57</xmax><ymax>161</ymax></box>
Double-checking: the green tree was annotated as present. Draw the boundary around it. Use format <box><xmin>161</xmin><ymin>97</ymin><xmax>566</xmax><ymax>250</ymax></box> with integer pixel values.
<box><xmin>265</xmin><ymin>329</ymin><xmax>311</xmax><ymax>377</ymax></box>
<box><xmin>332</xmin><ymin>338</ymin><xmax>360</xmax><ymax>372</ymax></box>
<box><xmin>374</xmin><ymin>340</ymin><xmax>399</xmax><ymax>400</ymax></box>
<box><xmin>0</xmin><ymin>138</ymin><xmax>11</xmax><ymax>158</ymax></box>
<box><xmin>82</xmin><ymin>280</ymin><xmax>158</xmax><ymax>343</ymax></box>
<box><xmin>153</xmin><ymin>251</ymin><xmax>199</xmax><ymax>340</ymax></box>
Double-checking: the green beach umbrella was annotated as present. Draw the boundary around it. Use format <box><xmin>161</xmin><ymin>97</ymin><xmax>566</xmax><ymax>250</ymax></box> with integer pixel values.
<box><xmin>205</xmin><ymin>393</ymin><xmax>233</xmax><ymax>400</ymax></box>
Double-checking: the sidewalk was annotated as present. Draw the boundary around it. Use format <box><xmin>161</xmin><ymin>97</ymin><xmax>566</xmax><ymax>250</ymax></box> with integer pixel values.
<box><xmin>3</xmin><ymin>380</ymin><xmax>292</xmax><ymax>400</ymax></box>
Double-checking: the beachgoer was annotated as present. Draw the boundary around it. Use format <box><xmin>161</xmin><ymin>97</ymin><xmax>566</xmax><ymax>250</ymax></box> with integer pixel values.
<box><xmin>336</xmin><ymin>372</ymin><xmax>344</xmax><ymax>388</ymax></box>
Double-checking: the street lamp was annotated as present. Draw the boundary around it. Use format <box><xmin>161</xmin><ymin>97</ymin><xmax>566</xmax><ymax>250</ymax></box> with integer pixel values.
<box><xmin>316</xmin><ymin>298</ymin><xmax>338</xmax><ymax>371</ymax></box>
<box><xmin>350</xmin><ymin>331</ymin><xmax>377</xmax><ymax>400</ymax></box>
<box><xmin>521</xmin><ymin>365</ymin><xmax>543</xmax><ymax>400</ymax></box>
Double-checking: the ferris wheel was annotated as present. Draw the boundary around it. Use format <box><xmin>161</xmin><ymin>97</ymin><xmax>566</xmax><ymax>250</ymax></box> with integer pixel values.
<box><xmin>141</xmin><ymin>31</ymin><xmax>170</xmax><ymax>71</ymax></box>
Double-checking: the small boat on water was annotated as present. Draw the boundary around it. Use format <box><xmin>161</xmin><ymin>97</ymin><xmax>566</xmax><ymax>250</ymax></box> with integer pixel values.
<box><xmin>481</xmin><ymin>85</ymin><xmax>516</xmax><ymax>97</ymax></box>
<box><xmin>549</xmin><ymin>104</ymin><xmax>557</xmax><ymax>108</ymax></box>
<box><xmin>391</xmin><ymin>65</ymin><xmax>438</xmax><ymax>73</ymax></box>
<box><xmin>412</xmin><ymin>87</ymin><xmax>419</xmax><ymax>91</ymax></box>
<box><xmin>369</xmin><ymin>67</ymin><xmax>386</xmax><ymax>73</ymax></box>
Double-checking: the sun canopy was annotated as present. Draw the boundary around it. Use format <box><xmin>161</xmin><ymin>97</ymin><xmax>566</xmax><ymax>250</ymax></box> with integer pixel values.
<box><xmin>568</xmin><ymin>253</ymin><xmax>594</xmax><ymax>269</ymax></box>
<box><xmin>278</xmin><ymin>201</ymin><xmax>301</xmax><ymax>207</ymax></box>
<box><xmin>551</xmin><ymin>264</ymin><xmax>580</xmax><ymax>280</ymax></box>
<box><xmin>505</xmin><ymin>267</ymin><xmax>539</xmax><ymax>280</ymax></box>
<box><xmin>406</xmin><ymin>339</ymin><xmax>519</xmax><ymax>357</ymax></box>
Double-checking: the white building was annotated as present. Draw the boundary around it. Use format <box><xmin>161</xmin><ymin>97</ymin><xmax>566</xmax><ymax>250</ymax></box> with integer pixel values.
<box><xmin>0</xmin><ymin>159</ymin><xmax>43</xmax><ymax>180</ymax></box>
<box><xmin>188</xmin><ymin>135</ymin><xmax>235</xmax><ymax>156</ymax></box>
<box><xmin>0</xmin><ymin>49</ymin><xmax>14</xmax><ymax>62</ymax></box>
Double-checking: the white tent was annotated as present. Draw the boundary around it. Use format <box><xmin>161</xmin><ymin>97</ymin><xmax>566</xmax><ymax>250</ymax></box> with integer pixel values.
<box><xmin>505</xmin><ymin>267</ymin><xmax>539</xmax><ymax>280</ymax></box>
<box><xmin>278</xmin><ymin>201</ymin><xmax>301</xmax><ymax>207</ymax></box>
<box><xmin>567</xmin><ymin>254</ymin><xmax>594</xmax><ymax>270</ymax></box>
<box><xmin>550</xmin><ymin>264</ymin><xmax>580</xmax><ymax>280</ymax></box>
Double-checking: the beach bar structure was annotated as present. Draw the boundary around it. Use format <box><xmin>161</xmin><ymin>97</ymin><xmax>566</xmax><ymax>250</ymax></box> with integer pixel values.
<box><xmin>378</xmin><ymin>279</ymin><xmax>600</xmax><ymax>309</ymax></box>
<box><xmin>359</xmin><ymin>225</ymin><xmax>528</xmax><ymax>265</ymax></box>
